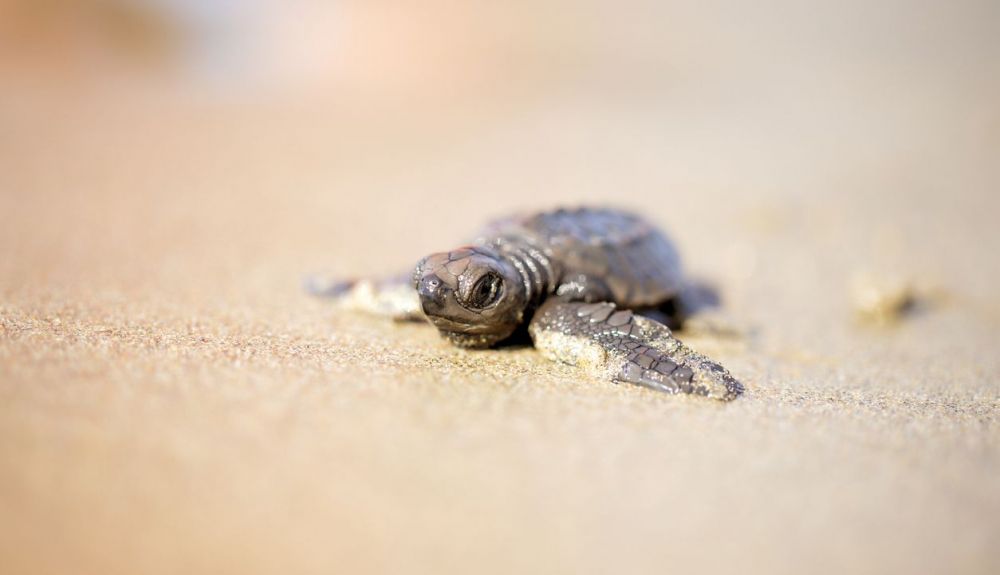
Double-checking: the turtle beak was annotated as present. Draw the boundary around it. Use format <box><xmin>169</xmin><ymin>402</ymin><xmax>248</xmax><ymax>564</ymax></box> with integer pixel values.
<box><xmin>417</xmin><ymin>275</ymin><xmax>447</xmax><ymax>312</ymax></box>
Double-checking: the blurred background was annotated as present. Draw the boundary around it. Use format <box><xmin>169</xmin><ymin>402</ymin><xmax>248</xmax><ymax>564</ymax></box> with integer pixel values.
<box><xmin>1</xmin><ymin>2</ymin><xmax>999</xmax><ymax>574</ymax></box>
<box><xmin>3</xmin><ymin>0</ymin><xmax>997</xmax><ymax>299</ymax></box>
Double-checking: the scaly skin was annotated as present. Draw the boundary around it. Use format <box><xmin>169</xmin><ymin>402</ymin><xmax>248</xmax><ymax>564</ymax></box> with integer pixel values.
<box><xmin>529</xmin><ymin>300</ymin><xmax>742</xmax><ymax>401</ymax></box>
<box><xmin>311</xmin><ymin>207</ymin><xmax>743</xmax><ymax>401</ymax></box>
<box><xmin>479</xmin><ymin>208</ymin><xmax>684</xmax><ymax>307</ymax></box>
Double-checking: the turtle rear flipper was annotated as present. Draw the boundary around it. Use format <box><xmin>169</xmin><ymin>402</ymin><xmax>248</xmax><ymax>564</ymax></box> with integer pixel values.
<box><xmin>305</xmin><ymin>273</ymin><xmax>424</xmax><ymax>322</ymax></box>
<box><xmin>528</xmin><ymin>300</ymin><xmax>742</xmax><ymax>401</ymax></box>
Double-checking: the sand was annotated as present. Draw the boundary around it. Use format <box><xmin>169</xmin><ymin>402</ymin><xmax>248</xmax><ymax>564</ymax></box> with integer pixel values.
<box><xmin>2</xmin><ymin>2</ymin><xmax>999</xmax><ymax>574</ymax></box>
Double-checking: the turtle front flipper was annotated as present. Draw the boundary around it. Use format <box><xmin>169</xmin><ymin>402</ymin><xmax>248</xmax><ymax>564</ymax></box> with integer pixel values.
<box><xmin>528</xmin><ymin>300</ymin><xmax>743</xmax><ymax>400</ymax></box>
<box><xmin>305</xmin><ymin>274</ymin><xmax>424</xmax><ymax>321</ymax></box>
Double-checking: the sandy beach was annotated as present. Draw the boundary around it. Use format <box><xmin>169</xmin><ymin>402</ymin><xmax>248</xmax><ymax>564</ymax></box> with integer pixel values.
<box><xmin>1</xmin><ymin>2</ymin><xmax>999</xmax><ymax>573</ymax></box>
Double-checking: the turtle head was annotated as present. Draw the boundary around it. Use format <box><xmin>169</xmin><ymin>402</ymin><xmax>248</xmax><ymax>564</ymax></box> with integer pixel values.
<box><xmin>414</xmin><ymin>247</ymin><xmax>527</xmax><ymax>348</ymax></box>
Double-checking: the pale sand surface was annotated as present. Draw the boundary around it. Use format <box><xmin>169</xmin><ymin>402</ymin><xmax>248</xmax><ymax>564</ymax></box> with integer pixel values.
<box><xmin>2</xmin><ymin>3</ymin><xmax>1000</xmax><ymax>574</ymax></box>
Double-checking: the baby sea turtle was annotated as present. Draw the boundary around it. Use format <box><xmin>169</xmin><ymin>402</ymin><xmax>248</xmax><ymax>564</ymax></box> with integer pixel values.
<box><xmin>311</xmin><ymin>207</ymin><xmax>742</xmax><ymax>401</ymax></box>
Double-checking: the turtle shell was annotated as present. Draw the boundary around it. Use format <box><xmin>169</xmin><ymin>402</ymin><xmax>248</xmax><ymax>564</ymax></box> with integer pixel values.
<box><xmin>486</xmin><ymin>208</ymin><xmax>684</xmax><ymax>308</ymax></box>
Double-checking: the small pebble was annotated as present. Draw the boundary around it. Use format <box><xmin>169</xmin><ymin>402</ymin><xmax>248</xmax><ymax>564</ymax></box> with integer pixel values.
<box><xmin>851</xmin><ymin>274</ymin><xmax>916</xmax><ymax>325</ymax></box>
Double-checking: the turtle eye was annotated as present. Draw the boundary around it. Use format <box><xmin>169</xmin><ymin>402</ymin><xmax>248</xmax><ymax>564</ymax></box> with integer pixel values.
<box><xmin>466</xmin><ymin>273</ymin><xmax>502</xmax><ymax>309</ymax></box>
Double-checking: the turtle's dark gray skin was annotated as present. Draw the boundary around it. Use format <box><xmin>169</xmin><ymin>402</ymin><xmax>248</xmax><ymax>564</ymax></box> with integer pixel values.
<box><xmin>310</xmin><ymin>207</ymin><xmax>742</xmax><ymax>401</ymax></box>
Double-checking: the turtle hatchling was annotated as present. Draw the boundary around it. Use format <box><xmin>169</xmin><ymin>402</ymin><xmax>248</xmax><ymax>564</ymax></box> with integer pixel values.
<box><xmin>310</xmin><ymin>207</ymin><xmax>743</xmax><ymax>400</ymax></box>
